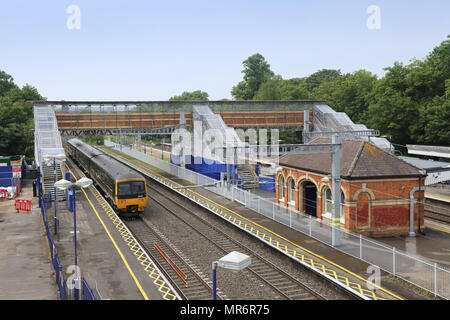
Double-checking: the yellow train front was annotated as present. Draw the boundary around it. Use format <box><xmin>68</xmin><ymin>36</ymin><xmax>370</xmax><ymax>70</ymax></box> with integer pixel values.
<box><xmin>67</xmin><ymin>138</ymin><xmax>148</xmax><ymax>218</ymax></box>
<box><xmin>115</xmin><ymin>178</ymin><xmax>147</xmax><ymax>216</ymax></box>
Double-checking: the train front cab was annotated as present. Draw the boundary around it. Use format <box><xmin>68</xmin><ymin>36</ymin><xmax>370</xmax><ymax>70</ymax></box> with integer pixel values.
<box><xmin>115</xmin><ymin>178</ymin><xmax>148</xmax><ymax>217</ymax></box>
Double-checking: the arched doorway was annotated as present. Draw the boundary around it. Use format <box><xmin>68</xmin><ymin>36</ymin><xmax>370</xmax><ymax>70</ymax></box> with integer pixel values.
<box><xmin>356</xmin><ymin>192</ymin><xmax>371</xmax><ymax>228</ymax></box>
<box><xmin>302</xmin><ymin>181</ymin><xmax>317</xmax><ymax>217</ymax></box>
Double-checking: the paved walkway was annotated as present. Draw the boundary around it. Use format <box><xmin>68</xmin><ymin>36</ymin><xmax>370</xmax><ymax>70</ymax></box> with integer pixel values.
<box><xmin>0</xmin><ymin>181</ymin><xmax>58</xmax><ymax>300</ymax></box>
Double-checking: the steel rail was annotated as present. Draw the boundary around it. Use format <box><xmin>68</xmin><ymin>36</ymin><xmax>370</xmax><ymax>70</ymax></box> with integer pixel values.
<box><xmin>149</xmin><ymin>183</ymin><xmax>326</xmax><ymax>300</ymax></box>
<box><xmin>125</xmin><ymin>218</ymin><xmax>223</xmax><ymax>300</ymax></box>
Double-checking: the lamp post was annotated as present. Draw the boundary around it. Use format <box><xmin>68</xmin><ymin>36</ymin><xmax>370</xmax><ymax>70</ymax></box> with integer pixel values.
<box><xmin>212</xmin><ymin>251</ymin><xmax>251</xmax><ymax>300</ymax></box>
<box><xmin>55</xmin><ymin>176</ymin><xmax>93</xmax><ymax>300</ymax></box>
<box><xmin>43</xmin><ymin>153</ymin><xmax>66</xmax><ymax>235</ymax></box>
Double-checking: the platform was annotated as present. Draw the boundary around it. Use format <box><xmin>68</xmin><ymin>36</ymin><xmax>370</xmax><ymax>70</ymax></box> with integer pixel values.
<box><xmin>102</xmin><ymin>146</ymin><xmax>445</xmax><ymax>300</ymax></box>
<box><xmin>425</xmin><ymin>185</ymin><xmax>450</xmax><ymax>203</ymax></box>
<box><xmin>60</xmin><ymin>160</ymin><xmax>179</xmax><ymax>300</ymax></box>
<box><xmin>0</xmin><ymin>181</ymin><xmax>58</xmax><ymax>300</ymax></box>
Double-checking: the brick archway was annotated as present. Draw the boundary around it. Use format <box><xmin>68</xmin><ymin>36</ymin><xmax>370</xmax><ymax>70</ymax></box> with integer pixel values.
<box><xmin>298</xmin><ymin>179</ymin><xmax>318</xmax><ymax>217</ymax></box>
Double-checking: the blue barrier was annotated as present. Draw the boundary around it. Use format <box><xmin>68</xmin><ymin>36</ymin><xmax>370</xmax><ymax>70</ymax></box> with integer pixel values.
<box><xmin>66</xmin><ymin>189</ymin><xmax>74</xmax><ymax>212</ymax></box>
<box><xmin>259</xmin><ymin>177</ymin><xmax>275</xmax><ymax>192</ymax></box>
<box><xmin>184</xmin><ymin>156</ymin><xmax>239</xmax><ymax>181</ymax></box>
<box><xmin>82</xmin><ymin>278</ymin><xmax>96</xmax><ymax>300</ymax></box>
<box><xmin>37</xmin><ymin>168</ymin><xmax>95</xmax><ymax>300</ymax></box>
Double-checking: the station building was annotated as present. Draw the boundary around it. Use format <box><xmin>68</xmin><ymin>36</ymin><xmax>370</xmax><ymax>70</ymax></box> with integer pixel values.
<box><xmin>275</xmin><ymin>138</ymin><xmax>427</xmax><ymax>237</ymax></box>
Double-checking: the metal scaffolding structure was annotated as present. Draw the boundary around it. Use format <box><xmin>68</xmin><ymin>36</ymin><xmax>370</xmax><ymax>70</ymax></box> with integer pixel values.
<box><xmin>34</xmin><ymin>104</ymin><xmax>66</xmax><ymax>200</ymax></box>
<box><xmin>34</xmin><ymin>104</ymin><xmax>65</xmax><ymax>168</ymax></box>
<box><xmin>308</xmin><ymin>104</ymin><xmax>392</xmax><ymax>152</ymax></box>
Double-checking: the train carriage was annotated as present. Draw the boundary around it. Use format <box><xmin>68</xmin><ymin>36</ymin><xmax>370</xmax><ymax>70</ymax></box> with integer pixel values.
<box><xmin>67</xmin><ymin>138</ymin><xmax>148</xmax><ymax>217</ymax></box>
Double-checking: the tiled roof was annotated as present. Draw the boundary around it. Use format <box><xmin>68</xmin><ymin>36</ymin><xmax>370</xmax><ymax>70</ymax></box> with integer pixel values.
<box><xmin>279</xmin><ymin>138</ymin><xmax>425</xmax><ymax>179</ymax></box>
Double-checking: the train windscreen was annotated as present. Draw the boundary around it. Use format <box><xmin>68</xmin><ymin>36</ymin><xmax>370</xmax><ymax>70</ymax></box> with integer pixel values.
<box><xmin>117</xmin><ymin>181</ymin><xmax>146</xmax><ymax>199</ymax></box>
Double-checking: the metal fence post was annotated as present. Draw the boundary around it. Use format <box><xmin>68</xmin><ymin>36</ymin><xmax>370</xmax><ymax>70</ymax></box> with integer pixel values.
<box><xmin>434</xmin><ymin>263</ymin><xmax>438</xmax><ymax>297</ymax></box>
<box><xmin>289</xmin><ymin>210</ymin><xmax>292</xmax><ymax>228</ymax></box>
<box><xmin>272</xmin><ymin>202</ymin><xmax>275</xmax><ymax>220</ymax></box>
<box><xmin>309</xmin><ymin>215</ymin><xmax>312</xmax><ymax>237</ymax></box>
<box><xmin>359</xmin><ymin>234</ymin><xmax>362</xmax><ymax>259</ymax></box>
<box><xmin>393</xmin><ymin>247</ymin><xmax>396</xmax><ymax>276</ymax></box>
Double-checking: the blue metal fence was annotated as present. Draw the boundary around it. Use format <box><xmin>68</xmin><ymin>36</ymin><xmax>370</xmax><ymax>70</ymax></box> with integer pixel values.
<box><xmin>37</xmin><ymin>166</ymin><xmax>96</xmax><ymax>300</ymax></box>
<box><xmin>82</xmin><ymin>277</ymin><xmax>96</xmax><ymax>300</ymax></box>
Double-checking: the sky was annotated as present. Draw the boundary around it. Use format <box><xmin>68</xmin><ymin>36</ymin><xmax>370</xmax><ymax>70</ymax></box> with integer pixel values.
<box><xmin>0</xmin><ymin>0</ymin><xmax>449</xmax><ymax>101</ymax></box>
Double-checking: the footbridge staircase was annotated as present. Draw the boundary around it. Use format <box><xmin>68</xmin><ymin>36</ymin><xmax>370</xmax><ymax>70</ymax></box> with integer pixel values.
<box><xmin>34</xmin><ymin>104</ymin><xmax>66</xmax><ymax>200</ymax></box>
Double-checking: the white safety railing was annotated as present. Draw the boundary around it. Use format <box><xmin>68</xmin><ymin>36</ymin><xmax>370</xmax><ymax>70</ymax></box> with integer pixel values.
<box><xmin>105</xmin><ymin>140</ymin><xmax>450</xmax><ymax>299</ymax></box>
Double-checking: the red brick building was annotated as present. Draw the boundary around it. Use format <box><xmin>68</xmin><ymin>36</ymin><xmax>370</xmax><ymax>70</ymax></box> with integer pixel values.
<box><xmin>275</xmin><ymin>138</ymin><xmax>426</xmax><ymax>237</ymax></box>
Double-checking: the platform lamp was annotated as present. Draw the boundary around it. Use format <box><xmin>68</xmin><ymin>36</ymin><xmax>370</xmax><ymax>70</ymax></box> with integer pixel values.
<box><xmin>55</xmin><ymin>177</ymin><xmax>93</xmax><ymax>300</ymax></box>
<box><xmin>212</xmin><ymin>251</ymin><xmax>251</xmax><ymax>300</ymax></box>
<box><xmin>43</xmin><ymin>153</ymin><xmax>66</xmax><ymax>235</ymax></box>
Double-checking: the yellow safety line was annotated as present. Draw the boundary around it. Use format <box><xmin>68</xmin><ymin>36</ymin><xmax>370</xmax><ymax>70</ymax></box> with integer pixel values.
<box><xmin>425</xmin><ymin>220</ymin><xmax>450</xmax><ymax>234</ymax></box>
<box><xmin>66</xmin><ymin>168</ymin><xmax>149</xmax><ymax>300</ymax></box>
<box><xmin>67</xmin><ymin>165</ymin><xmax>177</xmax><ymax>300</ymax></box>
<box><xmin>81</xmin><ymin>187</ymin><xmax>150</xmax><ymax>300</ymax></box>
<box><xmin>424</xmin><ymin>192</ymin><xmax>450</xmax><ymax>203</ymax></box>
<box><xmin>102</xmin><ymin>146</ymin><xmax>406</xmax><ymax>300</ymax></box>
<box><xmin>189</xmin><ymin>186</ymin><xmax>404</xmax><ymax>300</ymax></box>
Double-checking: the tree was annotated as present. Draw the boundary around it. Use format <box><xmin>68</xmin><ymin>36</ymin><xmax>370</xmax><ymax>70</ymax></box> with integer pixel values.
<box><xmin>253</xmin><ymin>75</ymin><xmax>283</xmax><ymax>100</ymax></box>
<box><xmin>0</xmin><ymin>71</ymin><xmax>18</xmax><ymax>97</ymax></box>
<box><xmin>253</xmin><ymin>76</ymin><xmax>311</xmax><ymax>100</ymax></box>
<box><xmin>0</xmin><ymin>71</ymin><xmax>43</xmax><ymax>160</ymax></box>
<box><xmin>304</xmin><ymin>69</ymin><xmax>341</xmax><ymax>92</ymax></box>
<box><xmin>169</xmin><ymin>90</ymin><xmax>209</xmax><ymax>101</ymax></box>
<box><xmin>312</xmin><ymin>70</ymin><xmax>377</xmax><ymax>123</ymax></box>
<box><xmin>231</xmin><ymin>53</ymin><xmax>274</xmax><ymax>100</ymax></box>
<box><xmin>366</xmin><ymin>66</ymin><xmax>419</xmax><ymax>146</ymax></box>
<box><xmin>418</xmin><ymin>80</ymin><xmax>450</xmax><ymax>145</ymax></box>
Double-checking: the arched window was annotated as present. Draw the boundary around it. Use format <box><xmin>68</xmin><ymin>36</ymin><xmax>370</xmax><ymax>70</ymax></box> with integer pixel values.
<box><xmin>279</xmin><ymin>176</ymin><xmax>285</xmax><ymax>202</ymax></box>
<box><xmin>288</xmin><ymin>178</ymin><xmax>295</xmax><ymax>204</ymax></box>
<box><xmin>324</xmin><ymin>188</ymin><xmax>345</xmax><ymax>223</ymax></box>
<box><xmin>325</xmin><ymin>188</ymin><xmax>332</xmax><ymax>214</ymax></box>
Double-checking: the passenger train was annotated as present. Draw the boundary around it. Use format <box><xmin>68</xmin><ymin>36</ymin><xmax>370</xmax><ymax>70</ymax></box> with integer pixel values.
<box><xmin>67</xmin><ymin>138</ymin><xmax>148</xmax><ymax>217</ymax></box>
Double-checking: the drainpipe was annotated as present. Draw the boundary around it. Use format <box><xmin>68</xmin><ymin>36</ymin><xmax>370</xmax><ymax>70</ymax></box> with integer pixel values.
<box><xmin>409</xmin><ymin>185</ymin><xmax>424</xmax><ymax>237</ymax></box>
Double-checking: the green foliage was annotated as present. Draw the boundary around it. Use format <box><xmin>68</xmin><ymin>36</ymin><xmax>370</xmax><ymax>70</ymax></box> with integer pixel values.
<box><xmin>169</xmin><ymin>90</ymin><xmax>209</xmax><ymax>101</ymax></box>
<box><xmin>254</xmin><ymin>76</ymin><xmax>311</xmax><ymax>100</ymax></box>
<box><xmin>312</xmin><ymin>70</ymin><xmax>378</xmax><ymax>124</ymax></box>
<box><xmin>0</xmin><ymin>72</ymin><xmax>43</xmax><ymax>161</ymax></box>
<box><xmin>305</xmin><ymin>69</ymin><xmax>341</xmax><ymax>92</ymax></box>
<box><xmin>83</xmin><ymin>135</ymin><xmax>105</xmax><ymax>146</ymax></box>
<box><xmin>232</xmin><ymin>36</ymin><xmax>450</xmax><ymax>146</ymax></box>
<box><xmin>0</xmin><ymin>71</ymin><xmax>18</xmax><ymax>96</ymax></box>
<box><xmin>419</xmin><ymin>80</ymin><xmax>450</xmax><ymax>145</ymax></box>
<box><xmin>231</xmin><ymin>53</ymin><xmax>274</xmax><ymax>100</ymax></box>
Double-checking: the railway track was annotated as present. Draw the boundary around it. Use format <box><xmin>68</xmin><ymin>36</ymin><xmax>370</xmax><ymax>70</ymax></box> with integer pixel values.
<box><xmin>424</xmin><ymin>200</ymin><xmax>450</xmax><ymax>225</ymax></box>
<box><xmin>124</xmin><ymin>218</ymin><xmax>223</xmax><ymax>300</ymax></box>
<box><xmin>424</xmin><ymin>209</ymin><xmax>450</xmax><ymax>225</ymax></box>
<box><xmin>98</xmin><ymin>146</ymin><xmax>359</xmax><ymax>299</ymax></box>
<box><xmin>66</xmin><ymin>155</ymin><xmax>219</xmax><ymax>300</ymax></box>
<box><xmin>147</xmin><ymin>182</ymin><xmax>327</xmax><ymax>300</ymax></box>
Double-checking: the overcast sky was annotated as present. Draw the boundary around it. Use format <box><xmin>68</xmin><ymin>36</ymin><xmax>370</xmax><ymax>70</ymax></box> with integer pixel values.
<box><xmin>1</xmin><ymin>0</ymin><xmax>449</xmax><ymax>101</ymax></box>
